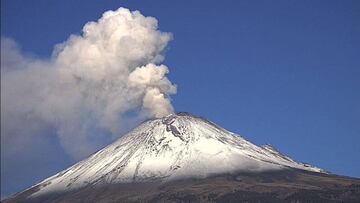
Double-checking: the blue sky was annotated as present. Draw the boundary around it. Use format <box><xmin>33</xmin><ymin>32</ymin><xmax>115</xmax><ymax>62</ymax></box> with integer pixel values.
<box><xmin>1</xmin><ymin>0</ymin><xmax>360</xmax><ymax>198</ymax></box>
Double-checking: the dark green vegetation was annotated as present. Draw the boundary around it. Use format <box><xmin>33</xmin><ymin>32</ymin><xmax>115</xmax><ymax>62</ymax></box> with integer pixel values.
<box><xmin>5</xmin><ymin>169</ymin><xmax>360</xmax><ymax>203</ymax></box>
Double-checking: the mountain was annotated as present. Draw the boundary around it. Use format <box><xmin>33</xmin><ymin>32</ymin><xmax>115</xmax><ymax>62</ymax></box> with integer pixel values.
<box><xmin>5</xmin><ymin>113</ymin><xmax>360</xmax><ymax>203</ymax></box>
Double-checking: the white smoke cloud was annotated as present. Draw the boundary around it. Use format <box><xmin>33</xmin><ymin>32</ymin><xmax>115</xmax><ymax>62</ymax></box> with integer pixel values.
<box><xmin>1</xmin><ymin>7</ymin><xmax>176</xmax><ymax>159</ymax></box>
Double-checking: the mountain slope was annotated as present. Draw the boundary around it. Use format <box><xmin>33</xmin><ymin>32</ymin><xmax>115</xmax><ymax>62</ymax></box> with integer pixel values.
<box><xmin>6</xmin><ymin>112</ymin><xmax>360</xmax><ymax>203</ymax></box>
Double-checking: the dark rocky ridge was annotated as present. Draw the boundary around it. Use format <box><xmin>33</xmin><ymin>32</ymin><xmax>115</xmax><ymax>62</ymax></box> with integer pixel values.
<box><xmin>5</xmin><ymin>169</ymin><xmax>360</xmax><ymax>203</ymax></box>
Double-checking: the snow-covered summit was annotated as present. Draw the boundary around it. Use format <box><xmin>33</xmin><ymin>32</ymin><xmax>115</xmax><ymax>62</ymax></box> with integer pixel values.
<box><xmin>30</xmin><ymin>112</ymin><xmax>325</xmax><ymax>196</ymax></box>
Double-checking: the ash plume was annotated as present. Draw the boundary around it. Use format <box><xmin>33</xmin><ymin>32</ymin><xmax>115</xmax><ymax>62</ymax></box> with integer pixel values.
<box><xmin>1</xmin><ymin>8</ymin><xmax>176</xmax><ymax>159</ymax></box>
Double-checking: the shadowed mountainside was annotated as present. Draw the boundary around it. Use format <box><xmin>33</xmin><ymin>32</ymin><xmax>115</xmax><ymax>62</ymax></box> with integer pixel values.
<box><xmin>5</xmin><ymin>169</ymin><xmax>360</xmax><ymax>203</ymax></box>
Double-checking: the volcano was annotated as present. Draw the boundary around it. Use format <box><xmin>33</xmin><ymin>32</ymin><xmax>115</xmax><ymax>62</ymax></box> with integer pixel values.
<box><xmin>5</xmin><ymin>113</ymin><xmax>360</xmax><ymax>203</ymax></box>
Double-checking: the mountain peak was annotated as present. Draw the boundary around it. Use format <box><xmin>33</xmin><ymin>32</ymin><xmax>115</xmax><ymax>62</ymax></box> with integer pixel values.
<box><xmin>25</xmin><ymin>112</ymin><xmax>325</xmax><ymax>198</ymax></box>
<box><xmin>174</xmin><ymin>112</ymin><xmax>196</xmax><ymax>117</ymax></box>
<box><xmin>7</xmin><ymin>112</ymin><xmax>358</xmax><ymax>203</ymax></box>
